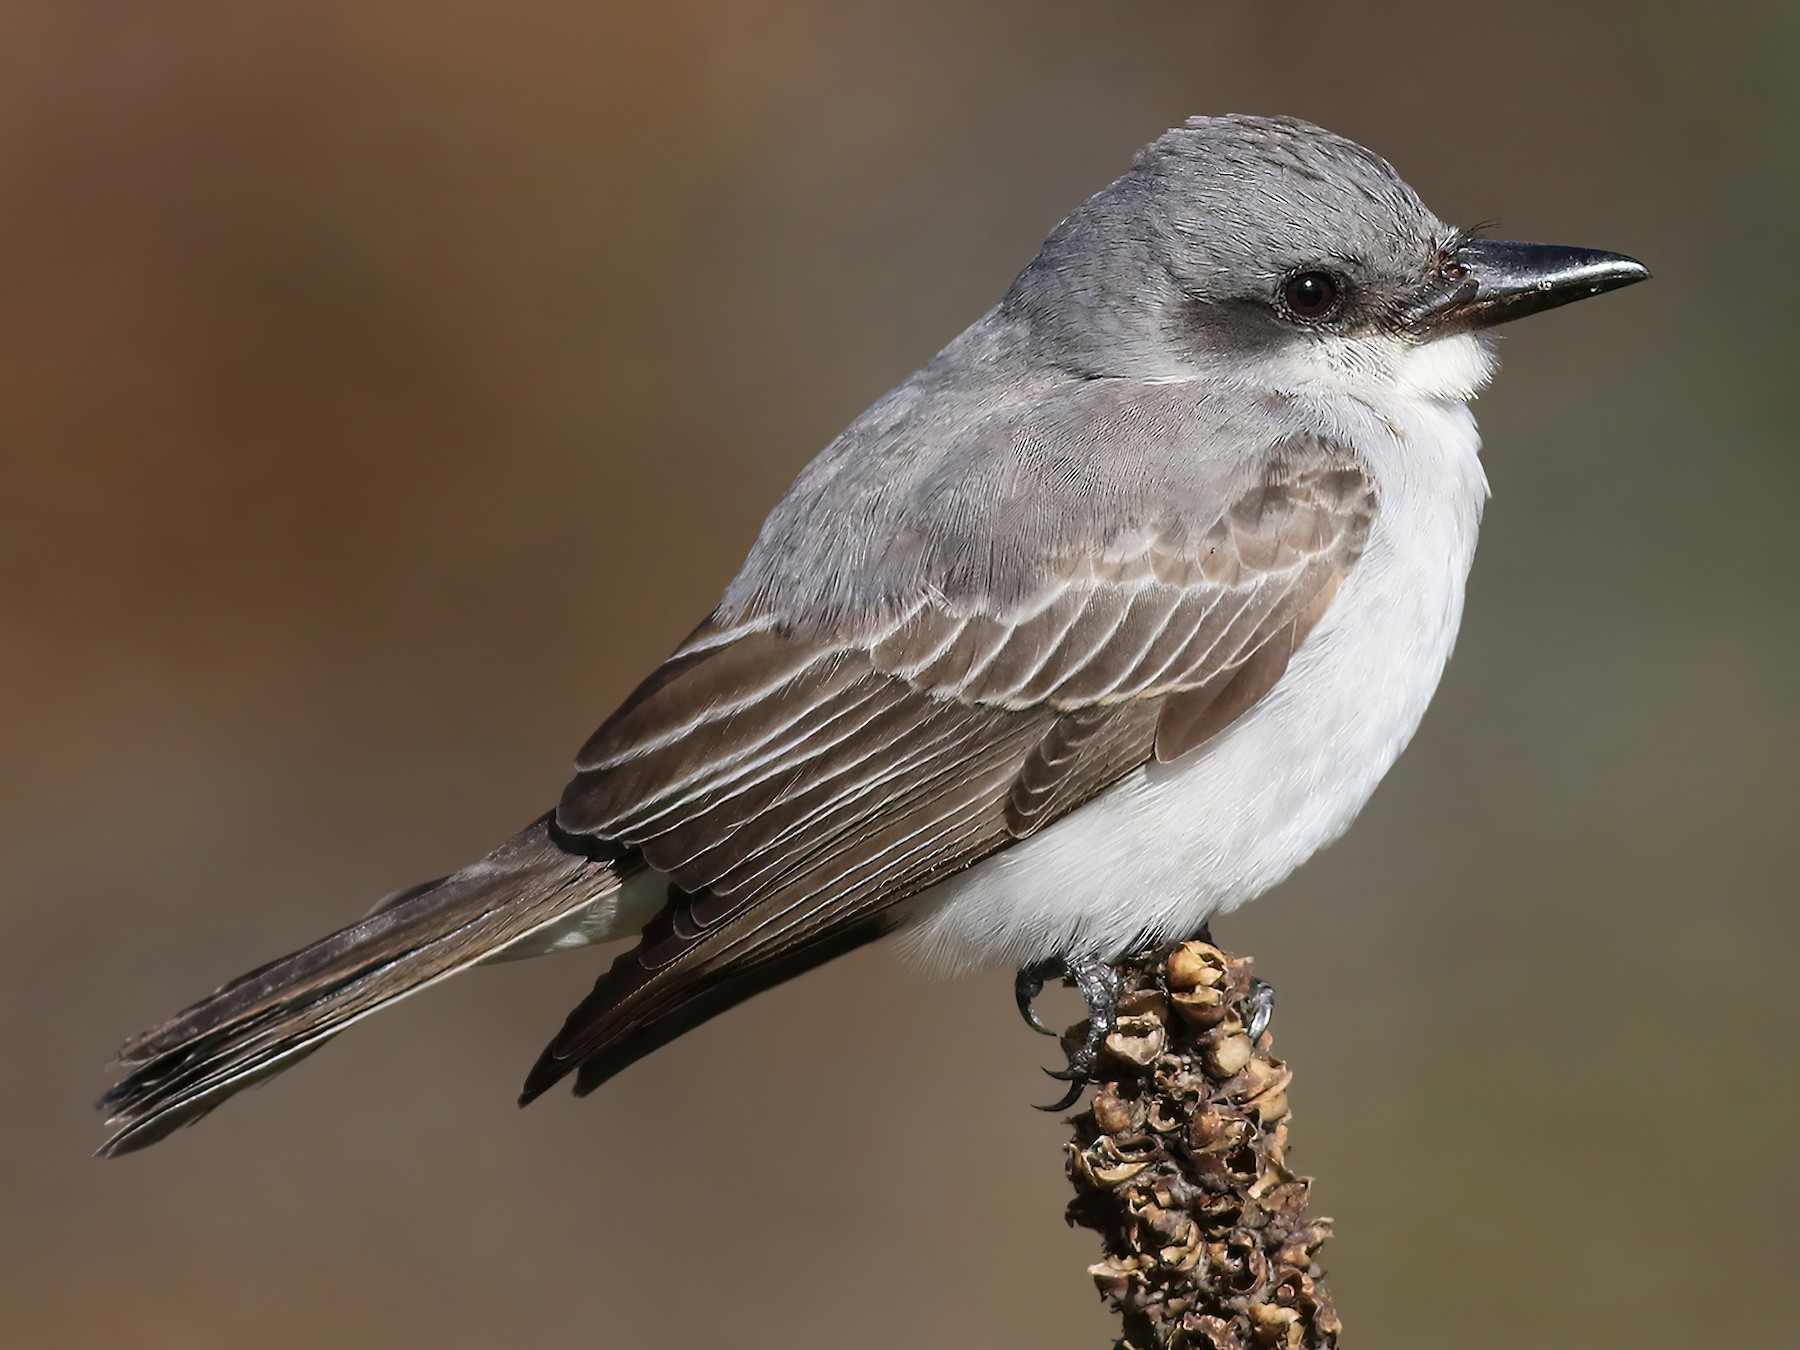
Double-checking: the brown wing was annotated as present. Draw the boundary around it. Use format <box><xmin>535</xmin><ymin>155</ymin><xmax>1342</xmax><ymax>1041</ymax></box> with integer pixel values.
<box><xmin>521</xmin><ymin>451</ymin><xmax>1374</xmax><ymax>1100</ymax></box>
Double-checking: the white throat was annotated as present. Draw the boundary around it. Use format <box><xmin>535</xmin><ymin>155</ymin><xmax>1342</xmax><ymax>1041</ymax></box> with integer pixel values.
<box><xmin>1246</xmin><ymin>330</ymin><xmax>1498</xmax><ymax>405</ymax></box>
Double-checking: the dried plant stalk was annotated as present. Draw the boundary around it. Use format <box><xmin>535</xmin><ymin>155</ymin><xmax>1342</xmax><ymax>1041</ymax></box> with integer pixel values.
<box><xmin>1062</xmin><ymin>941</ymin><xmax>1340</xmax><ymax>1350</ymax></box>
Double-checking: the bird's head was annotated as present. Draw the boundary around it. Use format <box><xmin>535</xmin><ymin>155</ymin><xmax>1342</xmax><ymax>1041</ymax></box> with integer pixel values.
<box><xmin>1002</xmin><ymin>114</ymin><xmax>1647</xmax><ymax>400</ymax></box>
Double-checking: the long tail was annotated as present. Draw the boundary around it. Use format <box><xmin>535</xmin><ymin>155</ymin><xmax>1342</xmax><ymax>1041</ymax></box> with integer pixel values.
<box><xmin>98</xmin><ymin>814</ymin><xmax>623</xmax><ymax>1156</ymax></box>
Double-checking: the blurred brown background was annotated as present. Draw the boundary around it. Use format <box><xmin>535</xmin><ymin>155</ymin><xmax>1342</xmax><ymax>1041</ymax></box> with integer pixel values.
<box><xmin>2</xmin><ymin>2</ymin><xmax>1794</xmax><ymax>1346</ymax></box>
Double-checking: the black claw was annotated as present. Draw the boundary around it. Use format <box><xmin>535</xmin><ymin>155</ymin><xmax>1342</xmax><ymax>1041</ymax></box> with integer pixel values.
<box><xmin>1036</xmin><ymin>1076</ymin><xmax>1086</xmax><ymax>1113</ymax></box>
<box><xmin>1245</xmin><ymin>975</ymin><xmax>1276</xmax><ymax>1043</ymax></box>
<box><xmin>1026</xmin><ymin>955</ymin><xmax>1122</xmax><ymax>1111</ymax></box>
<box><xmin>1014</xmin><ymin>957</ymin><xmax>1065</xmax><ymax>1037</ymax></box>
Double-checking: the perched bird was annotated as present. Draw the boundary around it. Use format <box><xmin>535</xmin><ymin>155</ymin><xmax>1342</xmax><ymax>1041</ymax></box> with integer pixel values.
<box><xmin>98</xmin><ymin>115</ymin><xmax>1646</xmax><ymax>1155</ymax></box>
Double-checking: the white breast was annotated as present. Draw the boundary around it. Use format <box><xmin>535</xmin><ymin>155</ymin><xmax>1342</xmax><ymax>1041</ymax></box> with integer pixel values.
<box><xmin>902</xmin><ymin>356</ymin><xmax>1491</xmax><ymax>972</ymax></box>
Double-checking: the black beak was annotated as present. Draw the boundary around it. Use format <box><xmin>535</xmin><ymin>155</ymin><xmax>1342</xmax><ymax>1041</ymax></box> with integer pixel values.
<box><xmin>1405</xmin><ymin>238</ymin><xmax>1649</xmax><ymax>334</ymax></box>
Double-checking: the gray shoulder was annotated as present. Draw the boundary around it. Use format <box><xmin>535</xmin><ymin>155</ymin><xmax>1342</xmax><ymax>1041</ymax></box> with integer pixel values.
<box><xmin>719</xmin><ymin>350</ymin><xmax>1321</xmax><ymax>630</ymax></box>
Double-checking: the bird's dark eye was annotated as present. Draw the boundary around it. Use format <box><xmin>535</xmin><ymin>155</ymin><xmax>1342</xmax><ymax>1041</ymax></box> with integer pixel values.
<box><xmin>1282</xmin><ymin>270</ymin><xmax>1343</xmax><ymax>321</ymax></box>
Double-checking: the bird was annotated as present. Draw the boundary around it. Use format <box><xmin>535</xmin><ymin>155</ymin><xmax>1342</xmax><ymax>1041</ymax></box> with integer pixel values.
<box><xmin>97</xmin><ymin>114</ymin><xmax>1647</xmax><ymax>1155</ymax></box>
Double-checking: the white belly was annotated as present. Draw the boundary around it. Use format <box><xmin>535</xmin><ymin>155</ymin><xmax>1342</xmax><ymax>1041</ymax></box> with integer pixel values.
<box><xmin>901</xmin><ymin>393</ymin><xmax>1489</xmax><ymax>972</ymax></box>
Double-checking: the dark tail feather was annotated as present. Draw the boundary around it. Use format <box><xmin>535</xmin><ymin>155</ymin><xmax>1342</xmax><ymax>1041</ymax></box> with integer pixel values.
<box><xmin>518</xmin><ymin>913</ymin><xmax>887</xmax><ymax>1106</ymax></box>
<box><xmin>98</xmin><ymin>814</ymin><xmax>620</xmax><ymax>1157</ymax></box>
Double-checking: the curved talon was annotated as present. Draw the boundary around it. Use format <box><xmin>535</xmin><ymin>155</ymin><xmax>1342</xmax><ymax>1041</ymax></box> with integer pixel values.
<box><xmin>1014</xmin><ymin>957</ymin><xmax>1065</xmax><ymax>1037</ymax></box>
<box><xmin>1036</xmin><ymin>1075</ymin><xmax>1087</xmax><ymax>1113</ymax></box>
<box><xmin>1245</xmin><ymin>975</ymin><xmax>1276</xmax><ymax>1043</ymax></box>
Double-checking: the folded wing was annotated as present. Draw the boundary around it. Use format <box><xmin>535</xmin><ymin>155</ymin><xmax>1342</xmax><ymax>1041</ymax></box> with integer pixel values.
<box><xmin>522</xmin><ymin>439</ymin><xmax>1375</xmax><ymax>1101</ymax></box>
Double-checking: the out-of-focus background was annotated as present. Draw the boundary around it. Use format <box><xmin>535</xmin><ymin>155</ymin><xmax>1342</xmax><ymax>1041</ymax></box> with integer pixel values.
<box><xmin>3</xmin><ymin>2</ymin><xmax>1794</xmax><ymax>1346</ymax></box>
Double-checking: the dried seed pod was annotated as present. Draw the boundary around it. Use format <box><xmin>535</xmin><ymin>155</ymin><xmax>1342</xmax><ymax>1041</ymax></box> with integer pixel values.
<box><xmin>1070</xmin><ymin>1131</ymin><xmax>1160</xmax><ymax>1189</ymax></box>
<box><xmin>1146</xmin><ymin>1095</ymin><xmax>1189</xmax><ymax>1135</ymax></box>
<box><xmin>1106</xmin><ymin>1015</ymin><xmax>1170</xmax><ymax>1067</ymax></box>
<box><xmin>1171</xmin><ymin>1314</ymin><xmax>1240</xmax><ymax>1350</ymax></box>
<box><xmin>1093</xmin><ymin>1086</ymin><xmax>1138</xmax><ymax>1136</ymax></box>
<box><xmin>1249</xmin><ymin>1088</ymin><xmax>1288</xmax><ymax>1125</ymax></box>
<box><xmin>1166</xmin><ymin>941</ymin><xmax>1229</xmax><ymax>991</ymax></box>
<box><xmin>1249</xmin><ymin>1302</ymin><xmax>1302</xmax><ymax>1349</ymax></box>
<box><xmin>1169</xmin><ymin>984</ymin><xmax>1228</xmax><ymax>1026</ymax></box>
<box><xmin>1206</xmin><ymin>1032</ymin><xmax>1255</xmax><ymax>1078</ymax></box>
<box><xmin>1224</xmin><ymin>1055</ymin><xmax>1281</xmax><ymax>1103</ymax></box>
<box><xmin>1061</xmin><ymin>942</ymin><xmax>1339</xmax><ymax>1349</ymax></box>
<box><xmin>1118</xmin><ymin>989</ymin><xmax>1172</xmax><ymax>1020</ymax></box>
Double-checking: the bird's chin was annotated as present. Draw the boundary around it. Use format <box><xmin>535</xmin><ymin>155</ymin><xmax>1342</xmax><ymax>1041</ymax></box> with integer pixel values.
<box><xmin>1393</xmin><ymin>330</ymin><xmax>1498</xmax><ymax>402</ymax></box>
<box><xmin>1235</xmin><ymin>329</ymin><xmax>1497</xmax><ymax>405</ymax></box>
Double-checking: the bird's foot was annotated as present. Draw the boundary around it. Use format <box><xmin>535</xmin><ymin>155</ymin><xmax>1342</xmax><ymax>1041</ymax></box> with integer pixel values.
<box><xmin>1029</xmin><ymin>956</ymin><xmax>1123</xmax><ymax>1113</ymax></box>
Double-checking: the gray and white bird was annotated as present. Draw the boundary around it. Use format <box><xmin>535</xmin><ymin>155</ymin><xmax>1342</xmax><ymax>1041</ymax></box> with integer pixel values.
<box><xmin>98</xmin><ymin>115</ymin><xmax>1646</xmax><ymax>1155</ymax></box>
